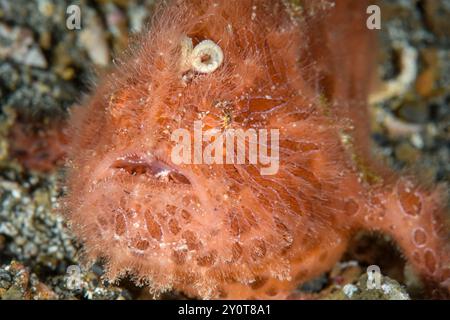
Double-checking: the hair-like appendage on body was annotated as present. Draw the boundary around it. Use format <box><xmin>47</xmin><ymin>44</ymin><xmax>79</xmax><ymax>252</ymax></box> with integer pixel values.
<box><xmin>64</xmin><ymin>0</ymin><xmax>449</xmax><ymax>299</ymax></box>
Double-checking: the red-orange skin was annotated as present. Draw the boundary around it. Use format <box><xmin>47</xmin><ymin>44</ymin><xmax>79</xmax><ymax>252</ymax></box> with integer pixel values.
<box><xmin>64</xmin><ymin>0</ymin><xmax>450</xmax><ymax>299</ymax></box>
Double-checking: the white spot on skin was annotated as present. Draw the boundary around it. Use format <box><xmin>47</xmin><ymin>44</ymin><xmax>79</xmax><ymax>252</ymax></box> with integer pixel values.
<box><xmin>175</xmin><ymin>243</ymin><xmax>188</xmax><ymax>251</ymax></box>
<box><xmin>155</xmin><ymin>169</ymin><xmax>170</xmax><ymax>179</ymax></box>
<box><xmin>251</xmin><ymin>5</ymin><xmax>257</xmax><ymax>20</ymax></box>
<box><xmin>226</xmin><ymin>24</ymin><xmax>233</xmax><ymax>34</ymax></box>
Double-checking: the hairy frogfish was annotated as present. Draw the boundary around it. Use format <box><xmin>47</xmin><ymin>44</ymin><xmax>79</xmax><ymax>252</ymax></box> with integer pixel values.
<box><xmin>63</xmin><ymin>0</ymin><xmax>450</xmax><ymax>299</ymax></box>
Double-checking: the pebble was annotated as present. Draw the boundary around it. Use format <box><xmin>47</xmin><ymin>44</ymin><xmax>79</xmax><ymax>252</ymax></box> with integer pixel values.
<box><xmin>422</xmin><ymin>0</ymin><xmax>450</xmax><ymax>40</ymax></box>
<box><xmin>0</xmin><ymin>23</ymin><xmax>47</xmax><ymax>68</ymax></box>
<box><xmin>395</xmin><ymin>142</ymin><xmax>420</xmax><ymax>164</ymax></box>
<box><xmin>79</xmin><ymin>12</ymin><xmax>110</xmax><ymax>66</ymax></box>
<box><xmin>342</xmin><ymin>284</ymin><xmax>358</xmax><ymax>298</ymax></box>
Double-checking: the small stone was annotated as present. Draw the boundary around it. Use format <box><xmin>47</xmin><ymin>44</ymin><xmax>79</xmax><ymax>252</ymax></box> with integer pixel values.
<box><xmin>342</xmin><ymin>284</ymin><xmax>358</xmax><ymax>298</ymax></box>
<box><xmin>398</xmin><ymin>102</ymin><xmax>429</xmax><ymax>124</ymax></box>
<box><xmin>422</xmin><ymin>0</ymin><xmax>450</xmax><ymax>40</ymax></box>
<box><xmin>415</xmin><ymin>69</ymin><xmax>435</xmax><ymax>97</ymax></box>
<box><xmin>2</xmin><ymin>285</ymin><xmax>25</xmax><ymax>300</ymax></box>
<box><xmin>38</xmin><ymin>0</ymin><xmax>55</xmax><ymax>17</ymax></box>
<box><xmin>59</xmin><ymin>67</ymin><xmax>76</xmax><ymax>81</ymax></box>
<box><xmin>410</xmin><ymin>133</ymin><xmax>424</xmax><ymax>149</ymax></box>
<box><xmin>0</xmin><ymin>23</ymin><xmax>47</xmax><ymax>68</ymax></box>
<box><xmin>395</xmin><ymin>142</ymin><xmax>420</xmax><ymax>164</ymax></box>
<box><xmin>325</xmin><ymin>273</ymin><xmax>410</xmax><ymax>300</ymax></box>
<box><xmin>415</xmin><ymin>49</ymin><xmax>439</xmax><ymax>98</ymax></box>
<box><xmin>79</xmin><ymin>13</ymin><xmax>110</xmax><ymax>66</ymax></box>
<box><xmin>39</xmin><ymin>31</ymin><xmax>52</xmax><ymax>50</ymax></box>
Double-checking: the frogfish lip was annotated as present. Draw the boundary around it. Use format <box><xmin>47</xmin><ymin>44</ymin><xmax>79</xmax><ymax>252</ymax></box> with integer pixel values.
<box><xmin>90</xmin><ymin>150</ymin><xmax>191</xmax><ymax>186</ymax></box>
<box><xmin>110</xmin><ymin>153</ymin><xmax>191</xmax><ymax>185</ymax></box>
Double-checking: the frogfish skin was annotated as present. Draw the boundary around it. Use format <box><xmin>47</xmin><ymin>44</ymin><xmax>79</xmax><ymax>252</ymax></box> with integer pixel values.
<box><xmin>64</xmin><ymin>0</ymin><xmax>450</xmax><ymax>299</ymax></box>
